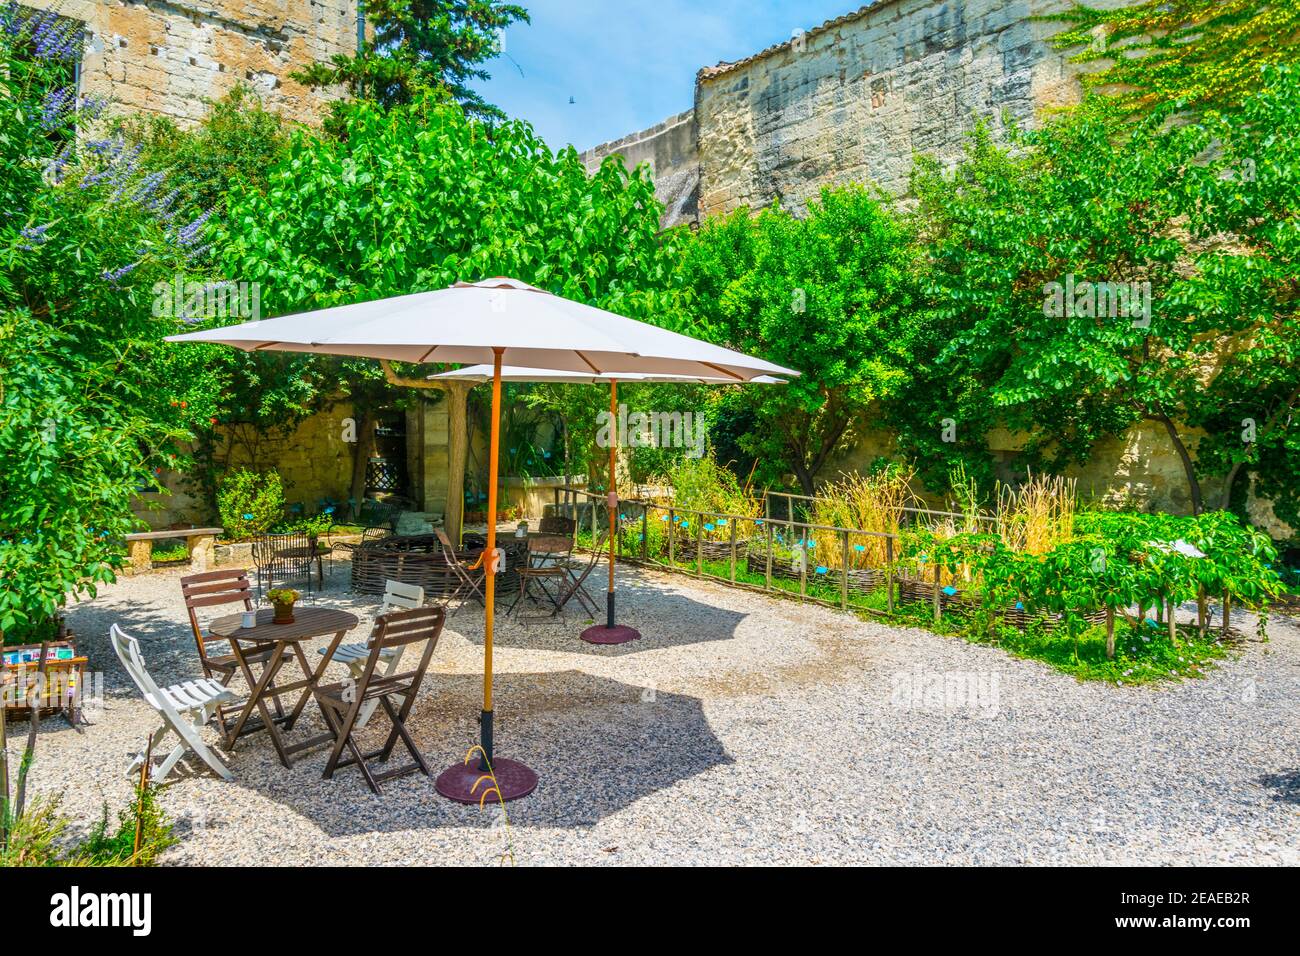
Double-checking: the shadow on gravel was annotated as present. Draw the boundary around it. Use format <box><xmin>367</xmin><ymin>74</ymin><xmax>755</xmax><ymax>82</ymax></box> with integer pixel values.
<box><xmin>453</xmin><ymin>572</ymin><xmax>749</xmax><ymax>656</ymax></box>
<box><xmin>226</xmin><ymin>668</ymin><xmax>731</xmax><ymax>835</ymax></box>
<box><xmin>1258</xmin><ymin>770</ymin><xmax>1300</xmax><ymax>803</ymax></box>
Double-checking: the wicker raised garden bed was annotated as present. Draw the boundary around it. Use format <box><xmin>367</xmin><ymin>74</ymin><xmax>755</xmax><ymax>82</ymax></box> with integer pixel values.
<box><xmin>2</xmin><ymin>639</ymin><xmax>87</xmax><ymax>725</ymax></box>
<box><xmin>349</xmin><ymin>533</ymin><xmax>525</xmax><ymax>597</ymax></box>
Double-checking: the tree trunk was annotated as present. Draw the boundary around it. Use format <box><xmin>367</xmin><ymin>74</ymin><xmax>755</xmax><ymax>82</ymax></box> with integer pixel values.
<box><xmin>348</xmin><ymin>408</ymin><xmax>375</xmax><ymax>520</ymax></box>
<box><xmin>1105</xmin><ymin>607</ymin><xmax>1115</xmax><ymax>660</ymax></box>
<box><xmin>443</xmin><ymin>382</ymin><xmax>470</xmax><ymax>543</ymax></box>
<box><xmin>791</xmin><ymin>460</ymin><xmax>816</xmax><ymax>497</ymax></box>
<box><xmin>1149</xmin><ymin>412</ymin><xmax>1204</xmax><ymax>515</ymax></box>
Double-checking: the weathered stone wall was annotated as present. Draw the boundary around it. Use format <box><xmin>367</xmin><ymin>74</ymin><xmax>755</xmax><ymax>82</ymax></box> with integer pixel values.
<box><xmin>133</xmin><ymin>402</ymin><xmax>358</xmax><ymax>530</ymax></box>
<box><xmin>582</xmin><ymin>0</ymin><xmax>1129</xmax><ymax>221</ymax></box>
<box><xmin>26</xmin><ymin>0</ymin><xmax>359</xmax><ymax>126</ymax></box>
<box><xmin>580</xmin><ymin>109</ymin><xmax>700</xmax><ymax>228</ymax></box>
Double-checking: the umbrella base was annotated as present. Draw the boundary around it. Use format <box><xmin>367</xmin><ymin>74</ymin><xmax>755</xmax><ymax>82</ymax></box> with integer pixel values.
<box><xmin>580</xmin><ymin>623</ymin><xmax>641</xmax><ymax>645</ymax></box>
<box><xmin>435</xmin><ymin>756</ymin><xmax>538</xmax><ymax>804</ymax></box>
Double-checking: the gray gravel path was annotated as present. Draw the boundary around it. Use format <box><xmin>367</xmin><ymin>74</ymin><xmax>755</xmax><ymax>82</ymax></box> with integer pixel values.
<box><xmin>18</xmin><ymin>559</ymin><xmax>1300</xmax><ymax>865</ymax></box>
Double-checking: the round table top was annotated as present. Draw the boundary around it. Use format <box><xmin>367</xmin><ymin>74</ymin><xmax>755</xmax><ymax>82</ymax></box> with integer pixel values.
<box><xmin>210</xmin><ymin>606</ymin><xmax>358</xmax><ymax>642</ymax></box>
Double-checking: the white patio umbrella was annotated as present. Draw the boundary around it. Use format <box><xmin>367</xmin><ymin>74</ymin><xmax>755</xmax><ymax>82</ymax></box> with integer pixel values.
<box><xmin>426</xmin><ymin>365</ymin><xmax>787</xmax><ymax>645</ymax></box>
<box><xmin>167</xmin><ymin>277</ymin><xmax>798</xmax><ymax>803</ymax></box>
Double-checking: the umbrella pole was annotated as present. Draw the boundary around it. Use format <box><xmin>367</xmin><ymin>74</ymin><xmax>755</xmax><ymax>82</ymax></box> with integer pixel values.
<box><xmin>436</xmin><ymin>348</ymin><xmax>537</xmax><ymax>803</ymax></box>
<box><xmin>581</xmin><ymin>379</ymin><xmax>641</xmax><ymax>645</ymax></box>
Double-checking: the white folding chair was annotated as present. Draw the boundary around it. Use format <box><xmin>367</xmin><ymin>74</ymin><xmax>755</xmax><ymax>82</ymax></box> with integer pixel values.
<box><xmin>319</xmin><ymin>579</ymin><xmax>425</xmax><ymax>728</ymax></box>
<box><xmin>109</xmin><ymin>624</ymin><xmax>238</xmax><ymax>782</ymax></box>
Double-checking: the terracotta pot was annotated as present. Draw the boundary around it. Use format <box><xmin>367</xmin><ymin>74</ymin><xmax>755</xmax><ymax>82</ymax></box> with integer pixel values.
<box><xmin>271</xmin><ymin>601</ymin><xmax>296</xmax><ymax>625</ymax></box>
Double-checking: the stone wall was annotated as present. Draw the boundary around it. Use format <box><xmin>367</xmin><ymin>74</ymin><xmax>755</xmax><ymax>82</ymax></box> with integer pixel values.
<box><xmin>132</xmin><ymin>402</ymin><xmax>358</xmax><ymax>530</ymax></box>
<box><xmin>581</xmin><ymin>0</ymin><xmax>1129</xmax><ymax>221</ymax></box>
<box><xmin>25</xmin><ymin>0</ymin><xmax>359</xmax><ymax>126</ymax></box>
<box><xmin>580</xmin><ymin>108</ymin><xmax>699</xmax><ymax>228</ymax></box>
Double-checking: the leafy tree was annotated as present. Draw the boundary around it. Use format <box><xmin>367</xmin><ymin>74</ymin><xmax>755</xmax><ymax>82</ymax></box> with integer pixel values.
<box><xmin>114</xmin><ymin>85</ymin><xmax>295</xmax><ymax>220</ymax></box>
<box><xmin>906</xmin><ymin>68</ymin><xmax>1300</xmax><ymax>523</ymax></box>
<box><xmin>906</xmin><ymin>111</ymin><xmax>1217</xmax><ymax>512</ymax></box>
<box><xmin>212</xmin><ymin>95</ymin><xmax>675</xmax><ymax>537</ymax></box>
<box><xmin>0</xmin><ymin>7</ymin><xmax>210</xmax><ymax>641</ymax></box>
<box><xmin>294</xmin><ymin>0</ymin><xmax>529</xmax><ymax>122</ymax></box>
<box><xmin>1044</xmin><ymin>0</ymin><xmax>1300</xmax><ymax>117</ymax></box>
<box><xmin>1176</xmin><ymin>68</ymin><xmax>1300</xmax><ymax>524</ymax></box>
<box><xmin>675</xmin><ymin>186</ymin><xmax>922</xmax><ymax>496</ymax></box>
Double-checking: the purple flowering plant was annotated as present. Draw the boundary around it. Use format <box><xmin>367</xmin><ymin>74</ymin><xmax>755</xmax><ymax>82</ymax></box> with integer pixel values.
<box><xmin>0</xmin><ymin>5</ymin><xmax>215</xmax><ymax>642</ymax></box>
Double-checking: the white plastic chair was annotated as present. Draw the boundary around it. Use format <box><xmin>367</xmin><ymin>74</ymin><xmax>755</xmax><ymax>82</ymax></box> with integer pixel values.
<box><xmin>319</xmin><ymin>579</ymin><xmax>425</xmax><ymax>727</ymax></box>
<box><xmin>109</xmin><ymin>624</ymin><xmax>239</xmax><ymax>782</ymax></box>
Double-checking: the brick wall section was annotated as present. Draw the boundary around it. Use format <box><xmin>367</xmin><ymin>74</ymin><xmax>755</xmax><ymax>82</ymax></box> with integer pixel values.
<box><xmin>26</xmin><ymin>0</ymin><xmax>359</xmax><ymax>126</ymax></box>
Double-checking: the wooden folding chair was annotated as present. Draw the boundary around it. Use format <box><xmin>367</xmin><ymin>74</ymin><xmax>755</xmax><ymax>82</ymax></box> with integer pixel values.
<box><xmin>318</xmin><ymin>579</ymin><xmax>424</xmax><ymax>728</ymax></box>
<box><xmin>313</xmin><ymin>606</ymin><xmax>446</xmax><ymax>795</ymax></box>
<box><xmin>539</xmin><ymin>515</ymin><xmax>576</xmax><ymax>539</ymax></box>
<box><xmin>434</xmin><ymin>528</ymin><xmax>486</xmax><ymax>615</ymax></box>
<box><xmin>181</xmin><ymin>569</ymin><xmax>292</xmax><ymax>733</ymax></box>
<box><xmin>555</xmin><ymin>531</ymin><xmax>605</xmax><ymax>617</ymax></box>
<box><xmin>509</xmin><ymin>533</ymin><xmax>573</xmax><ymax>621</ymax></box>
<box><xmin>110</xmin><ymin>624</ymin><xmax>238</xmax><ymax>782</ymax></box>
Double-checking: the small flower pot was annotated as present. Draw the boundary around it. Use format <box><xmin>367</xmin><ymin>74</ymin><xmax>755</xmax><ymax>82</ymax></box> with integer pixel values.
<box><xmin>271</xmin><ymin>601</ymin><xmax>296</xmax><ymax>625</ymax></box>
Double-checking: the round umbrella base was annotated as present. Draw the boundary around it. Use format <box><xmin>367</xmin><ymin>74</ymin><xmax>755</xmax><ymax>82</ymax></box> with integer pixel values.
<box><xmin>435</xmin><ymin>757</ymin><xmax>538</xmax><ymax>804</ymax></box>
<box><xmin>581</xmin><ymin>623</ymin><xmax>641</xmax><ymax>645</ymax></box>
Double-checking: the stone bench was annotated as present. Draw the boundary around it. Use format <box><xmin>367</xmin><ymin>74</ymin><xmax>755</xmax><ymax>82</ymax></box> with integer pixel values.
<box><xmin>124</xmin><ymin>527</ymin><xmax>224</xmax><ymax>573</ymax></box>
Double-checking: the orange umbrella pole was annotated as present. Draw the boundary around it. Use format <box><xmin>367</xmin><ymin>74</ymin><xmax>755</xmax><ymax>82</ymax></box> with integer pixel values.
<box><xmin>606</xmin><ymin>379</ymin><xmax>618</xmax><ymax>628</ymax></box>
<box><xmin>436</xmin><ymin>345</ymin><xmax>536</xmax><ymax>801</ymax></box>
<box><xmin>580</xmin><ymin>379</ymin><xmax>640</xmax><ymax>644</ymax></box>
<box><xmin>480</xmin><ymin>347</ymin><xmax>503</xmax><ymax>767</ymax></box>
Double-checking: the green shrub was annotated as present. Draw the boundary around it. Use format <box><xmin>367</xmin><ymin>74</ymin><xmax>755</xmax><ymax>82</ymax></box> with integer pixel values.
<box><xmin>0</xmin><ymin>783</ymin><xmax>175</xmax><ymax>866</ymax></box>
<box><xmin>216</xmin><ymin>469</ymin><xmax>285</xmax><ymax>539</ymax></box>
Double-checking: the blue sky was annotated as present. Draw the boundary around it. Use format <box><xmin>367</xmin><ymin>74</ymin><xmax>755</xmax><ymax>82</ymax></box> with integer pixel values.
<box><xmin>471</xmin><ymin>0</ymin><xmax>863</xmax><ymax>153</ymax></box>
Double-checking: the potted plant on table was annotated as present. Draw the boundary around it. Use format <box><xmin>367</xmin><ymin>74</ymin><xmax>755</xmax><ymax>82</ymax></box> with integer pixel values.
<box><xmin>266</xmin><ymin>588</ymin><xmax>300</xmax><ymax>625</ymax></box>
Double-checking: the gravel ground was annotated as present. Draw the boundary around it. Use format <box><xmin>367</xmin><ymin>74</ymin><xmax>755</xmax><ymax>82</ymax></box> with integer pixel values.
<box><xmin>19</xmin><ymin>558</ymin><xmax>1300</xmax><ymax>866</ymax></box>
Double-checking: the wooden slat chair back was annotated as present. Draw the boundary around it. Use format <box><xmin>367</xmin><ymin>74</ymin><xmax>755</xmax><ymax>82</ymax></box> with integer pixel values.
<box><xmin>433</xmin><ymin>528</ymin><xmax>486</xmax><ymax>614</ymax></box>
<box><xmin>181</xmin><ymin>568</ymin><xmax>289</xmax><ymax>727</ymax></box>
<box><xmin>509</xmin><ymin>533</ymin><xmax>575</xmax><ymax>620</ymax></box>
<box><xmin>110</xmin><ymin>623</ymin><xmax>238</xmax><ymax>782</ymax></box>
<box><xmin>319</xmin><ymin>579</ymin><xmax>424</xmax><ymax>728</ymax></box>
<box><xmin>539</xmin><ymin>515</ymin><xmax>576</xmax><ymax>539</ymax></box>
<box><xmin>314</xmin><ymin>605</ymin><xmax>446</xmax><ymax>794</ymax></box>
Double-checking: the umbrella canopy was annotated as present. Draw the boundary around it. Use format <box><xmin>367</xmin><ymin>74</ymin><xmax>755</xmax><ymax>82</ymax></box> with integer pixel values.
<box><xmin>166</xmin><ymin>277</ymin><xmax>798</xmax><ymax>802</ymax></box>
<box><xmin>425</xmin><ymin>364</ymin><xmax>789</xmax><ymax>385</ymax></box>
<box><xmin>167</xmin><ymin>277</ymin><xmax>797</xmax><ymax>380</ymax></box>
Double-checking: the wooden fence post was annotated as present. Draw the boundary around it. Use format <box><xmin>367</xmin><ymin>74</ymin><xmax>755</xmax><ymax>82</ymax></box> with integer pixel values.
<box><xmin>799</xmin><ymin>524</ymin><xmax>808</xmax><ymax>602</ymax></box>
<box><xmin>668</xmin><ymin>508</ymin><xmax>675</xmax><ymax>567</ymax></box>
<box><xmin>765</xmin><ymin>520</ymin><xmax>774</xmax><ymax>592</ymax></box>
<box><xmin>696</xmin><ymin>516</ymin><xmax>703</xmax><ymax>577</ymax></box>
<box><xmin>840</xmin><ymin>530</ymin><xmax>849</xmax><ymax>610</ymax></box>
<box><xmin>932</xmin><ymin>563</ymin><xmax>942</xmax><ymax>624</ymax></box>
<box><xmin>729</xmin><ymin>520</ymin><xmax>737</xmax><ymax>584</ymax></box>
<box><xmin>885</xmin><ymin>535</ymin><xmax>895</xmax><ymax>616</ymax></box>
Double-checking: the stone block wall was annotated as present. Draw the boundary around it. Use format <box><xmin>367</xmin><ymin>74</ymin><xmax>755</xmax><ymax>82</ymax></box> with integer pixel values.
<box><xmin>581</xmin><ymin>0</ymin><xmax>1130</xmax><ymax>221</ymax></box>
<box><xmin>25</xmin><ymin>0</ymin><xmax>359</xmax><ymax>126</ymax></box>
<box><xmin>132</xmin><ymin>402</ymin><xmax>358</xmax><ymax>530</ymax></box>
<box><xmin>580</xmin><ymin>108</ymin><xmax>700</xmax><ymax>228</ymax></box>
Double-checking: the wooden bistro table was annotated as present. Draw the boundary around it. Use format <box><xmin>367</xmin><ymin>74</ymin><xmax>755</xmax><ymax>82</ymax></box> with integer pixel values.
<box><xmin>210</xmin><ymin>606</ymin><xmax>358</xmax><ymax>768</ymax></box>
